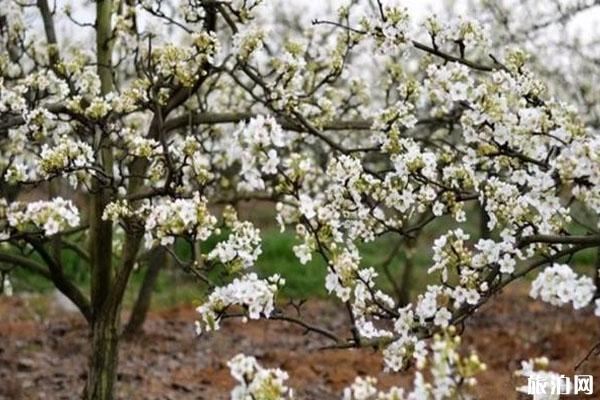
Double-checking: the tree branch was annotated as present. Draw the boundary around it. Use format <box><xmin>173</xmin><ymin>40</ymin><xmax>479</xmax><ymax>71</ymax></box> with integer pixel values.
<box><xmin>37</xmin><ymin>0</ymin><xmax>60</xmax><ymax>66</ymax></box>
<box><xmin>0</xmin><ymin>251</ymin><xmax>51</xmax><ymax>279</ymax></box>
<box><xmin>28</xmin><ymin>239</ymin><xmax>92</xmax><ymax>323</ymax></box>
<box><xmin>518</xmin><ymin>234</ymin><xmax>600</xmax><ymax>248</ymax></box>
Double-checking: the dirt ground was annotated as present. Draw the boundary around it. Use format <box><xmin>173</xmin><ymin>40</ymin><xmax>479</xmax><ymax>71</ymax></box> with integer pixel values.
<box><xmin>1</xmin><ymin>285</ymin><xmax>599</xmax><ymax>399</ymax></box>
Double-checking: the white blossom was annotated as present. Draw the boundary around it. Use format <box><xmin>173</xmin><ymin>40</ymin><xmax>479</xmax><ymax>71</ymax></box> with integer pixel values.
<box><xmin>530</xmin><ymin>264</ymin><xmax>595</xmax><ymax>310</ymax></box>
<box><xmin>208</xmin><ymin>220</ymin><xmax>262</xmax><ymax>270</ymax></box>
<box><xmin>144</xmin><ymin>193</ymin><xmax>217</xmax><ymax>248</ymax></box>
<box><xmin>195</xmin><ymin>273</ymin><xmax>283</xmax><ymax>333</ymax></box>
<box><xmin>7</xmin><ymin>198</ymin><xmax>80</xmax><ymax>236</ymax></box>
<box><xmin>227</xmin><ymin>354</ymin><xmax>293</xmax><ymax>400</ymax></box>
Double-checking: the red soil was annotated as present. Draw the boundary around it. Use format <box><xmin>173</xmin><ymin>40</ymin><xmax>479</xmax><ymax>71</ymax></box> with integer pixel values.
<box><xmin>1</xmin><ymin>285</ymin><xmax>599</xmax><ymax>399</ymax></box>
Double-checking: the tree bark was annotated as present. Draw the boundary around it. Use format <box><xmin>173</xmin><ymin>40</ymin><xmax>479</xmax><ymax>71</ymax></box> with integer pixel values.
<box><xmin>123</xmin><ymin>247</ymin><xmax>165</xmax><ymax>337</ymax></box>
<box><xmin>85</xmin><ymin>1</ymin><xmax>118</xmax><ymax>398</ymax></box>
<box><xmin>84</xmin><ymin>231</ymin><xmax>141</xmax><ymax>400</ymax></box>
<box><xmin>84</xmin><ymin>309</ymin><xmax>120</xmax><ymax>400</ymax></box>
<box><xmin>480</xmin><ymin>205</ymin><xmax>491</xmax><ymax>239</ymax></box>
<box><xmin>398</xmin><ymin>241</ymin><xmax>416</xmax><ymax>306</ymax></box>
<box><xmin>90</xmin><ymin>0</ymin><xmax>114</xmax><ymax>321</ymax></box>
<box><xmin>595</xmin><ymin>247</ymin><xmax>600</xmax><ymax>298</ymax></box>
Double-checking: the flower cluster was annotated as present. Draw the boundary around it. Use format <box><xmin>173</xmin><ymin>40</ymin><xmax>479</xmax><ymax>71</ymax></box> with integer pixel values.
<box><xmin>120</xmin><ymin>127</ymin><xmax>160</xmax><ymax>159</ymax></box>
<box><xmin>530</xmin><ymin>264</ymin><xmax>595</xmax><ymax>310</ymax></box>
<box><xmin>233</xmin><ymin>26</ymin><xmax>266</xmax><ymax>61</ymax></box>
<box><xmin>227</xmin><ymin>354</ymin><xmax>292</xmax><ymax>400</ymax></box>
<box><xmin>23</xmin><ymin>107</ymin><xmax>56</xmax><ymax>141</ymax></box>
<box><xmin>6</xmin><ymin>198</ymin><xmax>80</xmax><ymax>236</ymax></box>
<box><xmin>352</xmin><ymin>268</ymin><xmax>396</xmax><ymax>339</ymax></box>
<box><xmin>220</xmin><ymin>115</ymin><xmax>292</xmax><ymax>192</ymax></box>
<box><xmin>208</xmin><ymin>216</ymin><xmax>262</xmax><ymax>272</ymax></box>
<box><xmin>144</xmin><ymin>194</ymin><xmax>217</xmax><ymax>248</ymax></box>
<box><xmin>345</xmin><ymin>329</ymin><xmax>486</xmax><ymax>400</ymax></box>
<box><xmin>195</xmin><ymin>273</ymin><xmax>283</xmax><ymax>333</ymax></box>
<box><xmin>325</xmin><ymin>247</ymin><xmax>361</xmax><ymax>302</ymax></box>
<box><xmin>151</xmin><ymin>32</ymin><xmax>219</xmax><ymax>87</ymax></box>
<box><xmin>423</xmin><ymin>15</ymin><xmax>490</xmax><ymax>52</ymax></box>
<box><xmin>38</xmin><ymin>136</ymin><xmax>94</xmax><ymax>181</ymax></box>
<box><xmin>101</xmin><ymin>200</ymin><xmax>133</xmax><ymax>222</ymax></box>
<box><xmin>555</xmin><ymin>135</ymin><xmax>600</xmax><ymax>225</ymax></box>
<box><xmin>359</xmin><ymin>5</ymin><xmax>411</xmax><ymax>54</ymax></box>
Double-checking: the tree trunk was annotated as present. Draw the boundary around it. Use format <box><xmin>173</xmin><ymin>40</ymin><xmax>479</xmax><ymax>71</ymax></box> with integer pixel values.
<box><xmin>480</xmin><ymin>205</ymin><xmax>490</xmax><ymax>239</ymax></box>
<box><xmin>84</xmin><ymin>309</ymin><xmax>120</xmax><ymax>400</ymax></box>
<box><xmin>84</xmin><ymin>2</ymin><xmax>118</xmax><ymax>398</ymax></box>
<box><xmin>398</xmin><ymin>242</ymin><xmax>416</xmax><ymax>306</ymax></box>
<box><xmin>123</xmin><ymin>247</ymin><xmax>165</xmax><ymax>337</ymax></box>
<box><xmin>595</xmin><ymin>247</ymin><xmax>600</xmax><ymax>298</ymax></box>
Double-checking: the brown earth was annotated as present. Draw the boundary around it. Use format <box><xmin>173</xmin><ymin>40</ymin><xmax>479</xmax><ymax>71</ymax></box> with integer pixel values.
<box><xmin>1</xmin><ymin>285</ymin><xmax>599</xmax><ymax>399</ymax></box>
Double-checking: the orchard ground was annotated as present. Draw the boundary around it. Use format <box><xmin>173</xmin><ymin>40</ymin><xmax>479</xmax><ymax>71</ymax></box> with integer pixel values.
<box><xmin>3</xmin><ymin>208</ymin><xmax>600</xmax><ymax>399</ymax></box>
<box><xmin>3</xmin><ymin>204</ymin><xmax>599</xmax><ymax>399</ymax></box>
<box><xmin>1</xmin><ymin>284</ymin><xmax>599</xmax><ymax>400</ymax></box>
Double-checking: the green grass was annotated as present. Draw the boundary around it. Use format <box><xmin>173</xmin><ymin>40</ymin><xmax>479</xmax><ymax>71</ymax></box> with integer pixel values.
<box><xmin>256</xmin><ymin>230</ymin><xmax>328</xmax><ymax>298</ymax></box>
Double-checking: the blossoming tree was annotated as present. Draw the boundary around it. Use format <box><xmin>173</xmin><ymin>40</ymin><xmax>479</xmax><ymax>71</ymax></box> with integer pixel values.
<box><xmin>2</xmin><ymin>0</ymin><xmax>600</xmax><ymax>398</ymax></box>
